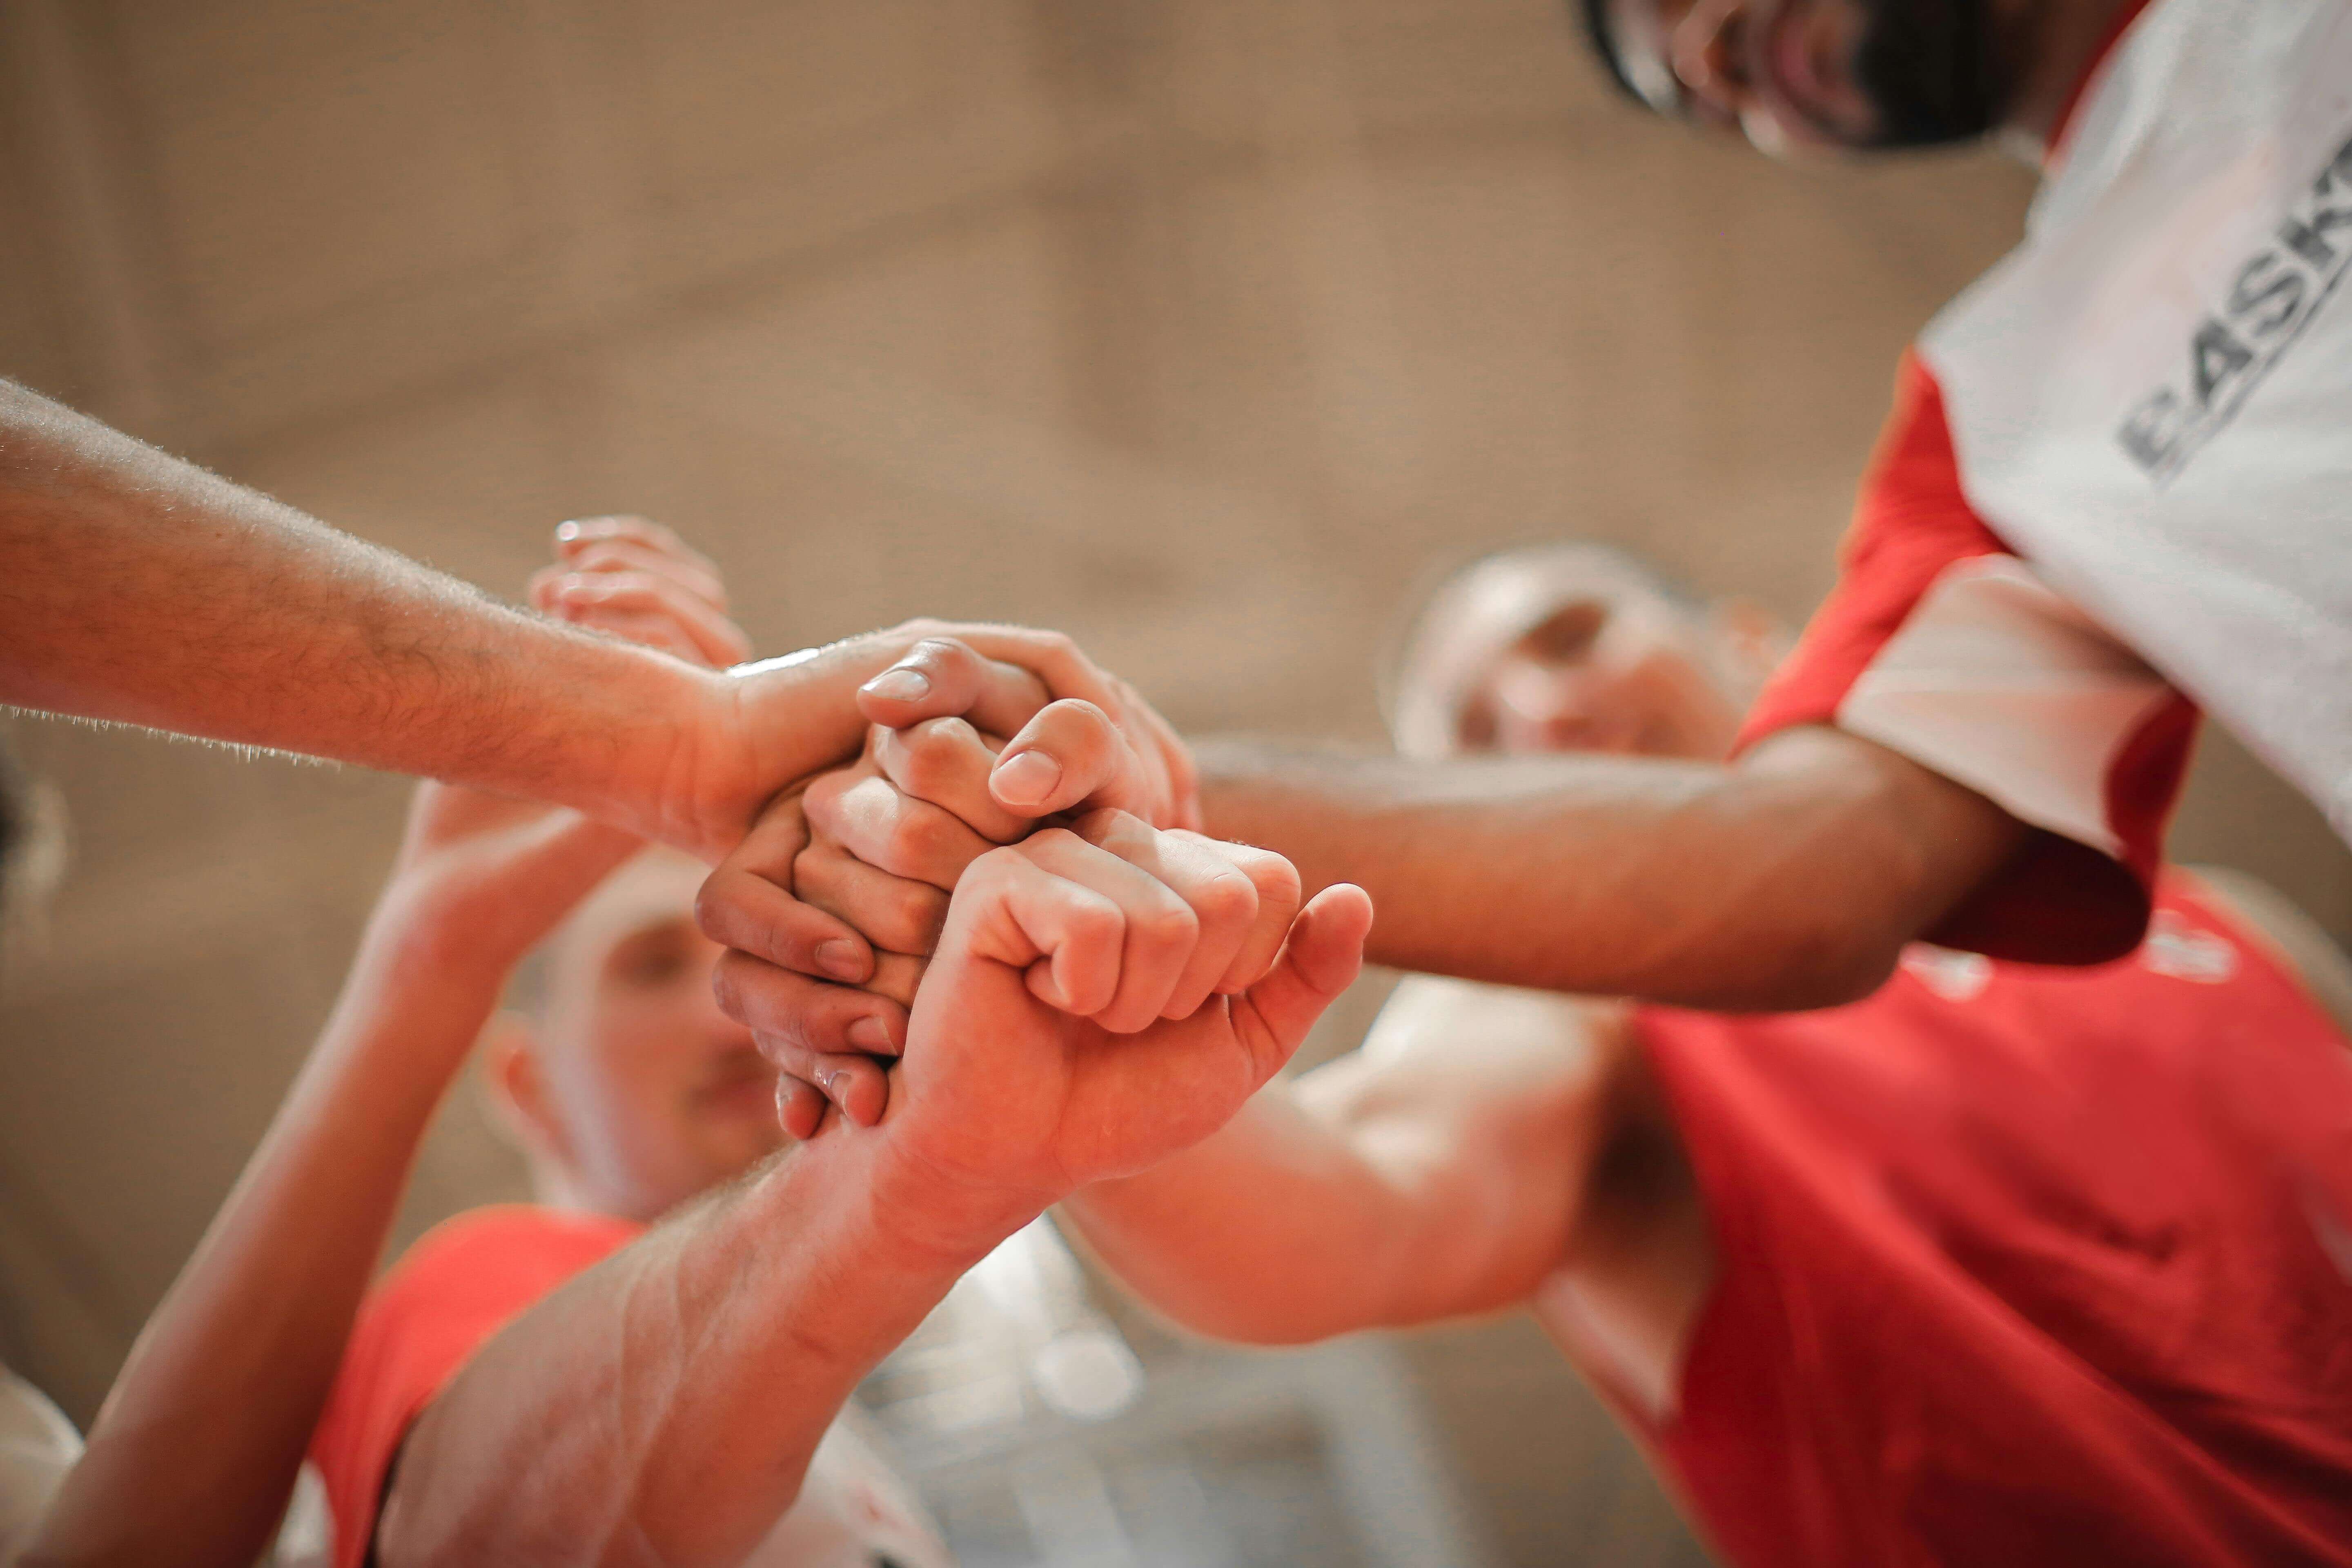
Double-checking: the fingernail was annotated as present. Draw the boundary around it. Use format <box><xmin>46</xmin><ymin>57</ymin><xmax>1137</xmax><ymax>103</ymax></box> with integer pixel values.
<box><xmin>815</xmin><ymin>940</ymin><xmax>864</xmax><ymax>982</ymax></box>
<box><xmin>994</xmin><ymin>749</ymin><xmax>1061</xmax><ymax>808</ymax></box>
<box><xmin>862</xmin><ymin>667</ymin><xmax>930</xmax><ymax>703</ymax></box>
<box><xmin>846</xmin><ymin>1015</ymin><xmax>892</xmax><ymax>1053</ymax></box>
<box><xmin>825</xmin><ymin>1069</ymin><xmax>855</xmax><ymax>1108</ymax></box>
<box><xmin>555</xmin><ymin>519</ymin><xmax>582</xmax><ymax>543</ymax></box>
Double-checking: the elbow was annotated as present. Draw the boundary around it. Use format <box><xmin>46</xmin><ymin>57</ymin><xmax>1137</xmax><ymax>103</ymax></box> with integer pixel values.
<box><xmin>1738</xmin><ymin>921</ymin><xmax>1906</xmax><ymax>1012</ymax></box>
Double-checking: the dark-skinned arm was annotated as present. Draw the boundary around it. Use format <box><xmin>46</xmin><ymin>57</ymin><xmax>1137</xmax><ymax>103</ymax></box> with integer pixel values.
<box><xmin>1195</xmin><ymin>725</ymin><xmax>2023</xmax><ymax>1011</ymax></box>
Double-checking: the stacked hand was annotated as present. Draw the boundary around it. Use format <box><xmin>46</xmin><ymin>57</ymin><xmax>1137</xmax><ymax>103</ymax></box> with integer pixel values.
<box><xmin>697</xmin><ymin>635</ymin><xmax>1203</xmax><ymax>1044</ymax></box>
<box><xmin>695</xmin><ymin>640</ymin><xmax>1373</xmax><ymax>1219</ymax></box>
<box><xmin>662</xmin><ymin>619</ymin><xmax>1197</xmax><ymax>869</ymax></box>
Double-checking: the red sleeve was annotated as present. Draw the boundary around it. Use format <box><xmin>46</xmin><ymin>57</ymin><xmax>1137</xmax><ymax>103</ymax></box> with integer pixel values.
<box><xmin>307</xmin><ymin>1205</ymin><xmax>640</xmax><ymax>1568</ymax></box>
<box><xmin>1737</xmin><ymin>351</ymin><xmax>2197</xmax><ymax>965</ymax></box>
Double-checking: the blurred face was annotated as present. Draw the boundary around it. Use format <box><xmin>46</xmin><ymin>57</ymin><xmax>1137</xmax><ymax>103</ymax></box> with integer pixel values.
<box><xmin>529</xmin><ymin>854</ymin><xmax>782</xmax><ymax>1221</ymax></box>
<box><xmin>1446</xmin><ymin>582</ymin><xmax>1751</xmax><ymax>762</ymax></box>
<box><xmin>1601</xmin><ymin>0</ymin><xmax>2015</xmax><ymax>153</ymax></box>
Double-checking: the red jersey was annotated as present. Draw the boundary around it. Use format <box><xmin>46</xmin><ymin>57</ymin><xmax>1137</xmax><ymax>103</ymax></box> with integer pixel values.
<box><xmin>308</xmin><ymin>1205</ymin><xmax>949</xmax><ymax>1568</ymax></box>
<box><xmin>308</xmin><ymin>1207</ymin><xmax>640</xmax><ymax>1568</ymax></box>
<box><xmin>1604</xmin><ymin>878</ymin><xmax>2352</xmax><ymax>1566</ymax></box>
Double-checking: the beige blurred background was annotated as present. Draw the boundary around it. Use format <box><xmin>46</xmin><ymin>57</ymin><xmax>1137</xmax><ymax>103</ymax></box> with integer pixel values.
<box><xmin>0</xmin><ymin>1</ymin><xmax>2345</xmax><ymax>1563</ymax></box>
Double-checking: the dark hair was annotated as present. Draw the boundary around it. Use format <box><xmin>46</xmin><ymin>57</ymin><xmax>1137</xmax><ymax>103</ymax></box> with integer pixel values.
<box><xmin>1574</xmin><ymin>0</ymin><xmax>1651</xmax><ymax>107</ymax></box>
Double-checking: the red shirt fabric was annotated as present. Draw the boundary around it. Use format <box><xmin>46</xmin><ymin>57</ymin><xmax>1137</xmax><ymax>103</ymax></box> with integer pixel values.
<box><xmin>1737</xmin><ymin>351</ymin><xmax>2198</xmax><ymax>964</ymax></box>
<box><xmin>1631</xmin><ymin>877</ymin><xmax>2352</xmax><ymax>1567</ymax></box>
<box><xmin>307</xmin><ymin>1205</ymin><xmax>641</xmax><ymax>1568</ymax></box>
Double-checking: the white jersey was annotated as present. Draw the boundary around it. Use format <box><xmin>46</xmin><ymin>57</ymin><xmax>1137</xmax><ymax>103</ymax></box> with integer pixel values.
<box><xmin>1744</xmin><ymin>0</ymin><xmax>2352</xmax><ymax>958</ymax></box>
<box><xmin>1922</xmin><ymin>0</ymin><xmax>2352</xmax><ymax>837</ymax></box>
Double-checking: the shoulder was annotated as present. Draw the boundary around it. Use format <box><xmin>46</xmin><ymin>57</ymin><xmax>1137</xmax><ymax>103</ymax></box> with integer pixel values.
<box><xmin>308</xmin><ymin>1207</ymin><xmax>644</xmax><ymax>1568</ymax></box>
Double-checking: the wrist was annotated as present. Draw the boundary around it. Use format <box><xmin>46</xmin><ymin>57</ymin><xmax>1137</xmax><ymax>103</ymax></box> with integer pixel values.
<box><xmin>598</xmin><ymin>655</ymin><xmax>738</xmax><ymax>854</ymax></box>
<box><xmin>855</xmin><ymin>1131</ymin><xmax>1056</xmax><ymax>1274</ymax></box>
<box><xmin>689</xmin><ymin>635</ymin><xmax>922</xmax><ymax>854</ymax></box>
<box><xmin>352</xmin><ymin>881</ymin><xmax>530</xmax><ymax>1004</ymax></box>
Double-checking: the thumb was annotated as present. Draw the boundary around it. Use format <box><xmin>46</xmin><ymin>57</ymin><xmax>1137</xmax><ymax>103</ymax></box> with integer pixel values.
<box><xmin>1229</xmin><ymin>884</ymin><xmax>1374</xmax><ymax>1079</ymax></box>
<box><xmin>989</xmin><ymin>699</ymin><xmax>1140</xmax><ymax>818</ymax></box>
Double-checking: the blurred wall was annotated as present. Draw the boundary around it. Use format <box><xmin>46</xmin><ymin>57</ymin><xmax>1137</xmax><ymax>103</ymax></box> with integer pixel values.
<box><xmin>0</xmin><ymin>1</ymin><xmax>2345</xmax><ymax>1563</ymax></box>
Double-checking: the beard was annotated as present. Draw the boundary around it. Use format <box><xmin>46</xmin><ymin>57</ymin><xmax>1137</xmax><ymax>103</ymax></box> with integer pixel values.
<box><xmin>1851</xmin><ymin>0</ymin><xmax>2011</xmax><ymax>146</ymax></box>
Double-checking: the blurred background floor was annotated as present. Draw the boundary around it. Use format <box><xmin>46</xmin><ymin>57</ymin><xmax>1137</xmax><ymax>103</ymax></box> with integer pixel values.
<box><xmin>2</xmin><ymin>1</ymin><xmax>2344</xmax><ymax>1562</ymax></box>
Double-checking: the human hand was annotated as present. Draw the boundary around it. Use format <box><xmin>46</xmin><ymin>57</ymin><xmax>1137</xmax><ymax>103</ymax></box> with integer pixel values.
<box><xmin>856</xmin><ymin>811</ymin><xmax>1371</xmax><ymax>1247</ymax></box>
<box><xmin>369</xmin><ymin>517</ymin><xmax>751</xmax><ymax>984</ymax></box>
<box><xmin>695</xmin><ymin>635</ymin><xmax>1197</xmax><ymax>1015</ymax></box>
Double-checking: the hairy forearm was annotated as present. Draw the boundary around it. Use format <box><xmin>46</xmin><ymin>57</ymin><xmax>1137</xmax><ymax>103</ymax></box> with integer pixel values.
<box><xmin>24</xmin><ymin>920</ymin><xmax>507</xmax><ymax>1568</ymax></box>
<box><xmin>0</xmin><ymin>381</ymin><xmax>715</xmax><ymax>837</ymax></box>
<box><xmin>380</xmin><ymin>1137</ymin><xmax>1022</xmax><ymax>1568</ymax></box>
<box><xmin>1196</xmin><ymin>727</ymin><xmax>2020</xmax><ymax>1010</ymax></box>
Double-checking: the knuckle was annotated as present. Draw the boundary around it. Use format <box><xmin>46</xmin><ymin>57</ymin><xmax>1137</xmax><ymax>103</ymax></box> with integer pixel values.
<box><xmin>895</xmin><ymin>886</ymin><xmax>949</xmax><ymax>944</ymax></box>
<box><xmin>1256</xmin><ymin>856</ymin><xmax>1305</xmax><ymax>909</ymax></box>
<box><xmin>692</xmin><ymin>874</ymin><xmax>743</xmax><ymax>941</ymax></box>
<box><xmin>708</xmin><ymin>953</ymin><xmax>757</xmax><ymax>1017</ymax></box>
<box><xmin>1137</xmin><ymin>900</ymin><xmax>1199</xmax><ymax>951</ymax></box>
<box><xmin>886</xmin><ymin>808</ymin><xmax>959</xmax><ymax>875</ymax></box>
<box><xmin>969</xmin><ymin>843</ymin><xmax>1025</xmax><ymax>883</ymax></box>
<box><xmin>1194</xmin><ymin>865</ymin><xmax>1257</xmax><ymax>925</ymax></box>
<box><xmin>1022</xmin><ymin>826</ymin><xmax>1084</xmax><ymax>860</ymax></box>
<box><xmin>898</xmin><ymin>733</ymin><xmax>960</xmax><ymax>791</ymax></box>
<box><xmin>1048</xmin><ymin>697</ymin><xmax>1109</xmax><ymax>730</ymax></box>
<box><xmin>1068</xmin><ymin>900</ymin><xmax>1125</xmax><ymax>950</ymax></box>
<box><xmin>800</xmin><ymin>778</ymin><xmax>850</xmax><ymax>833</ymax></box>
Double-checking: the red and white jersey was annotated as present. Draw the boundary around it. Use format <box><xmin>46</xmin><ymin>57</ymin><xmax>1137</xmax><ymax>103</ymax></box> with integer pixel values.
<box><xmin>1743</xmin><ymin>0</ymin><xmax>2352</xmax><ymax>961</ymax></box>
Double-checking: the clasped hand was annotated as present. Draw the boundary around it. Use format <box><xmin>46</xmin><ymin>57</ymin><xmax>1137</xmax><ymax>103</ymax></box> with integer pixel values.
<box><xmin>695</xmin><ymin>638</ymin><xmax>1372</xmax><ymax>1207</ymax></box>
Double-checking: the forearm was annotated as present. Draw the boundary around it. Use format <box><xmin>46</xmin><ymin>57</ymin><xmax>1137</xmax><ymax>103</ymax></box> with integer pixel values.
<box><xmin>0</xmin><ymin>381</ymin><xmax>714</xmax><ymax>838</ymax></box>
<box><xmin>379</xmin><ymin>1136</ymin><xmax>1025</xmax><ymax>1567</ymax></box>
<box><xmin>1196</xmin><ymin>727</ymin><xmax>2020</xmax><ymax>1010</ymax></box>
<box><xmin>1063</xmin><ymin>1092</ymin><xmax>1433</xmax><ymax>1345</ymax></box>
<box><xmin>25</xmin><ymin>918</ymin><xmax>508</xmax><ymax>1568</ymax></box>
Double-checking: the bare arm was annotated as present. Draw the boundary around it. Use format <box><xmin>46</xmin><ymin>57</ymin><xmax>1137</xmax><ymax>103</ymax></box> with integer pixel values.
<box><xmin>26</xmin><ymin>831</ymin><xmax>629</xmax><ymax>1568</ymax></box>
<box><xmin>17</xmin><ymin>537</ymin><xmax>738</xmax><ymax>1568</ymax></box>
<box><xmin>0</xmin><ymin>384</ymin><xmax>1174</xmax><ymax>862</ymax></box>
<box><xmin>382</xmin><ymin>815</ymin><xmax>1363</xmax><ymax>1566</ymax></box>
<box><xmin>1062</xmin><ymin>978</ymin><xmax>1624</xmax><ymax>1345</ymax></box>
<box><xmin>0</xmin><ymin>383</ymin><xmax>726</xmax><ymax>840</ymax></box>
<box><xmin>1196</xmin><ymin>724</ymin><xmax>2024</xmax><ymax>1011</ymax></box>
<box><xmin>379</xmin><ymin>1131</ymin><xmax>995</xmax><ymax>1566</ymax></box>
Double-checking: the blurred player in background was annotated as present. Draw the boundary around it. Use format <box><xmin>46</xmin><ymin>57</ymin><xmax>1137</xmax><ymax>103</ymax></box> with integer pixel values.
<box><xmin>789</xmin><ymin>544</ymin><xmax>2352</xmax><ymax>1566</ymax></box>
